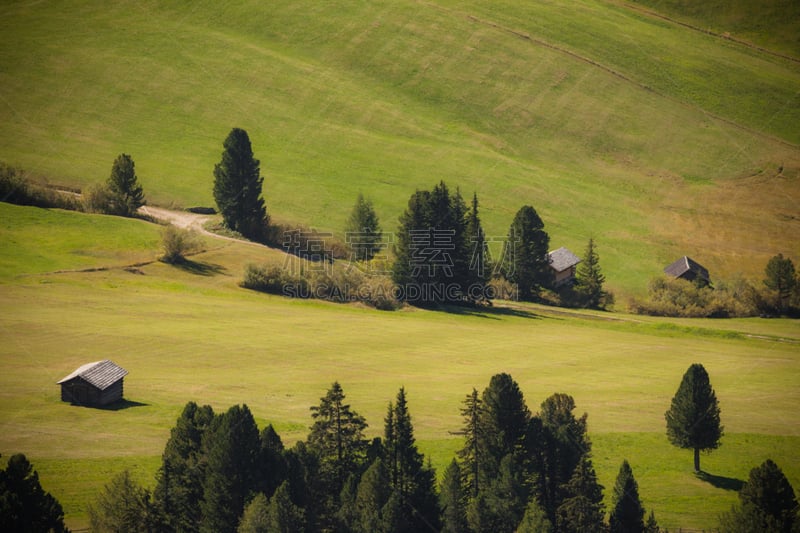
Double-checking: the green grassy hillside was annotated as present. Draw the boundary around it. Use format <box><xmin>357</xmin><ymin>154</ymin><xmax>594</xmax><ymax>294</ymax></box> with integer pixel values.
<box><xmin>0</xmin><ymin>204</ymin><xmax>798</xmax><ymax>530</ymax></box>
<box><xmin>0</xmin><ymin>0</ymin><xmax>798</xmax><ymax>298</ymax></box>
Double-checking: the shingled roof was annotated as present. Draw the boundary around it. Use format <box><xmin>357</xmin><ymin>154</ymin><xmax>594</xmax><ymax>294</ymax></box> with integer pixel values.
<box><xmin>664</xmin><ymin>256</ymin><xmax>709</xmax><ymax>282</ymax></box>
<box><xmin>548</xmin><ymin>247</ymin><xmax>582</xmax><ymax>273</ymax></box>
<box><xmin>57</xmin><ymin>360</ymin><xmax>128</xmax><ymax>391</ymax></box>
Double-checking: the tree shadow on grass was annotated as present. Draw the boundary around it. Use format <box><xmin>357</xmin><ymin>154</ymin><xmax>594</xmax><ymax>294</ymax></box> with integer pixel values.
<box><xmin>96</xmin><ymin>399</ymin><xmax>149</xmax><ymax>411</ymax></box>
<box><xmin>435</xmin><ymin>303</ymin><xmax>541</xmax><ymax>321</ymax></box>
<box><xmin>173</xmin><ymin>259</ymin><xmax>226</xmax><ymax>277</ymax></box>
<box><xmin>696</xmin><ymin>471</ymin><xmax>745</xmax><ymax>491</ymax></box>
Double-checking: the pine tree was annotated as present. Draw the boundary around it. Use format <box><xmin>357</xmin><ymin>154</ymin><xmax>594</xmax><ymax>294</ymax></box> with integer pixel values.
<box><xmin>238</xmin><ymin>492</ymin><xmax>270</xmax><ymax>533</ymax></box>
<box><xmin>466</xmin><ymin>192</ymin><xmax>491</xmax><ymax>295</ymax></box>
<box><xmin>665</xmin><ymin>363</ymin><xmax>723</xmax><ymax>472</ymax></box>
<box><xmin>719</xmin><ymin>459</ymin><xmax>799</xmax><ymax>533</ymax></box>
<box><xmin>213</xmin><ymin>128</ymin><xmax>269</xmax><ymax>240</ymax></box>
<box><xmin>265</xmin><ymin>481</ymin><xmax>306</xmax><ymax>533</ymax></box>
<box><xmin>457</xmin><ymin>387</ymin><xmax>484</xmax><ymax>497</ymax></box>
<box><xmin>555</xmin><ymin>454</ymin><xmax>605</xmax><ymax>533</ymax></box>
<box><xmin>644</xmin><ymin>510</ymin><xmax>662</xmax><ymax>533</ymax></box>
<box><xmin>307</xmin><ymin>381</ymin><xmax>368</xmax><ymax>529</ymax></box>
<box><xmin>501</xmin><ymin>205</ymin><xmax>551</xmax><ymax>301</ymax></box>
<box><xmin>258</xmin><ymin>424</ymin><xmax>287</xmax><ymax>499</ymax></box>
<box><xmin>440</xmin><ymin>460</ymin><xmax>469</xmax><ymax>533</ymax></box>
<box><xmin>609</xmin><ymin>460</ymin><xmax>645</xmax><ymax>533</ymax></box>
<box><xmin>764</xmin><ymin>253</ymin><xmax>797</xmax><ymax>313</ymax></box>
<box><xmin>384</xmin><ymin>387</ymin><xmax>441</xmax><ymax>532</ymax></box>
<box><xmin>107</xmin><ymin>153</ymin><xmax>145</xmax><ymax>216</ymax></box>
<box><xmin>478</xmin><ymin>373</ymin><xmax>531</xmax><ymax>478</ymax></box>
<box><xmin>575</xmin><ymin>237</ymin><xmax>610</xmax><ymax>309</ymax></box>
<box><xmin>89</xmin><ymin>470</ymin><xmax>155</xmax><ymax>533</ymax></box>
<box><xmin>345</xmin><ymin>193</ymin><xmax>383</xmax><ymax>262</ymax></box>
<box><xmin>517</xmin><ymin>497</ymin><xmax>554</xmax><ymax>533</ymax></box>
<box><xmin>0</xmin><ymin>453</ymin><xmax>67</xmax><ymax>533</ymax></box>
<box><xmin>153</xmin><ymin>401</ymin><xmax>215</xmax><ymax>533</ymax></box>
<box><xmin>351</xmin><ymin>457</ymin><xmax>396</xmax><ymax>533</ymax></box>
<box><xmin>200</xmin><ymin>404</ymin><xmax>261</xmax><ymax>533</ymax></box>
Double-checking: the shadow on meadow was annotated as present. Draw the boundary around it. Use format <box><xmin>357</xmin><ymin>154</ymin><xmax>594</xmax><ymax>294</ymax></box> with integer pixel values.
<box><xmin>696</xmin><ymin>471</ymin><xmax>745</xmax><ymax>492</ymax></box>
<box><xmin>173</xmin><ymin>259</ymin><xmax>227</xmax><ymax>277</ymax></box>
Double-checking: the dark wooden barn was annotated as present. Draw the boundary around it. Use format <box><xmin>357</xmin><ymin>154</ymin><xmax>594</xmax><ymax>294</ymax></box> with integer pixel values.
<box><xmin>664</xmin><ymin>256</ymin><xmax>710</xmax><ymax>286</ymax></box>
<box><xmin>57</xmin><ymin>360</ymin><xmax>128</xmax><ymax>407</ymax></box>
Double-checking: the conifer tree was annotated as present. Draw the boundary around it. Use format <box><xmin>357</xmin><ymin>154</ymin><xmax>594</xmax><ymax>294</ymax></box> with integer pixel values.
<box><xmin>107</xmin><ymin>153</ymin><xmax>145</xmax><ymax>216</ymax></box>
<box><xmin>517</xmin><ymin>497</ymin><xmax>554</xmax><ymax>533</ymax></box>
<box><xmin>555</xmin><ymin>454</ymin><xmax>605</xmax><ymax>533</ymax></box>
<box><xmin>89</xmin><ymin>470</ymin><xmax>155</xmax><ymax>533</ymax></box>
<box><xmin>264</xmin><ymin>481</ymin><xmax>306</xmax><ymax>533</ymax></box>
<box><xmin>154</xmin><ymin>401</ymin><xmax>215</xmax><ymax>533</ymax></box>
<box><xmin>200</xmin><ymin>404</ymin><xmax>261</xmax><ymax>533</ymax></box>
<box><xmin>457</xmin><ymin>387</ymin><xmax>484</xmax><ymax>497</ymax></box>
<box><xmin>478</xmin><ymin>373</ymin><xmax>531</xmax><ymax>478</ymax></box>
<box><xmin>665</xmin><ymin>363</ymin><xmax>723</xmax><ymax>472</ymax></box>
<box><xmin>440</xmin><ymin>459</ymin><xmax>469</xmax><ymax>533</ymax></box>
<box><xmin>345</xmin><ymin>193</ymin><xmax>383</xmax><ymax>262</ymax></box>
<box><xmin>0</xmin><ymin>453</ymin><xmax>67</xmax><ymax>533</ymax></box>
<box><xmin>575</xmin><ymin>237</ymin><xmax>610</xmax><ymax>309</ymax></box>
<box><xmin>764</xmin><ymin>253</ymin><xmax>797</xmax><ymax>313</ymax></box>
<box><xmin>501</xmin><ymin>205</ymin><xmax>551</xmax><ymax>301</ymax></box>
<box><xmin>238</xmin><ymin>492</ymin><xmax>269</xmax><ymax>533</ymax></box>
<box><xmin>609</xmin><ymin>460</ymin><xmax>645</xmax><ymax>533</ymax></box>
<box><xmin>258</xmin><ymin>424</ymin><xmax>287</xmax><ymax>499</ymax></box>
<box><xmin>719</xmin><ymin>459</ymin><xmax>799</xmax><ymax>533</ymax></box>
<box><xmin>213</xmin><ymin>128</ymin><xmax>268</xmax><ymax>240</ymax></box>
<box><xmin>307</xmin><ymin>382</ymin><xmax>368</xmax><ymax>529</ymax></box>
<box><xmin>384</xmin><ymin>387</ymin><xmax>441</xmax><ymax>532</ymax></box>
<box><xmin>466</xmin><ymin>192</ymin><xmax>491</xmax><ymax>293</ymax></box>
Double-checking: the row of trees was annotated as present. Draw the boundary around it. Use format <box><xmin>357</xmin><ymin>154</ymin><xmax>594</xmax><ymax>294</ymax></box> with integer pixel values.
<box><xmin>84</xmin><ymin>365</ymin><xmax>733</xmax><ymax>533</ymax></box>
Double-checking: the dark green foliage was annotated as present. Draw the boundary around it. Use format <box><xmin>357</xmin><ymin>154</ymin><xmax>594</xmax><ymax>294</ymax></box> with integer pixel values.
<box><xmin>89</xmin><ymin>470</ymin><xmax>155</xmax><ymax>533</ymax></box>
<box><xmin>630</xmin><ymin>275</ymin><xmax>760</xmax><ymax>318</ymax></box>
<box><xmin>213</xmin><ymin>128</ymin><xmax>269</xmax><ymax>240</ymax></box>
<box><xmin>478</xmin><ymin>373</ymin><xmax>531</xmax><ymax>478</ymax></box>
<box><xmin>307</xmin><ymin>381</ymin><xmax>368</xmax><ymax>529</ymax></box>
<box><xmin>440</xmin><ymin>460</ymin><xmax>469</xmax><ymax>533</ymax></box>
<box><xmin>555</xmin><ymin>454</ymin><xmax>606</xmax><ymax>533</ymax></box>
<box><xmin>665</xmin><ymin>363</ymin><xmax>723</xmax><ymax>472</ymax></box>
<box><xmin>0</xmin><ymin>453</ymin><xmax>67</xmax><ymax>533</ymax></box>
<box><xmin>466</xmin><ymin>192</ymin><xmax>491</xmax><ymax>290</ymax></box>
<box><xmin>574</xmin><ymin>237</ymin><xmax>612</xmax><ymax>309</ymax></box>
<box><xmin>154</xmin><ymin>401</ymin><xmax>215</xmax><ymax>533</ymax></box>
<box><xmin>469</xmin><ymin>454</ymin><xmax>528</xmax><ymax>533</ymax></box>
<box><xmin>348</xmin><ymin>458</ymin><xmax>402</xmax><ymax>533</ymax></box>
<box><xmin>345</xmin><ymin>193</ymin><xmax>383</xmax><ymax>262</ymax></box>
<box><xmin>538</xmin><ymin>393</ymin><xmax>591</xmax><ymax>521</ymax></box>
<box><xmin>457</xmin><ymin>388</ymin><xmax>484</xmax><ymax>498</ymax></box>
<box><xmin>264</xmin><ymin>481</ymin><xmax>306</xmax><ymax>533</ymax></box>
<box><xmin>719</xmin><ymin>459</ymin><xmax>799</xmax><ymax>533</ymax></box>
<box><xmin>200</xmin><ymin>404</ymin><xmax>261</xmax><ymax>533</ymax></box>
<box><xmin>644</xmin><ymin>510</ymin><xmax>662</xmax><ymax>533</ymax></box>
<box><xmin>107</xmin><ymin>153</ymin><xmax>145</xmax><ymax>216</ymax></box>
<box><xmin>384</xmin><ymin>387</ymin><xmax>441</xmax><ymax>532</ymax></box>
<box><xmin>257</xmin><ymin>424</ymin><xmax>287</xmax><ymax>499</ymax></box>
<box><xmin>517</xmin><ymin>497</ymin><xmax>554</xmax><ymax>533</ymax></box>
<box><xmin>764</xmin><ymin>253</ymin><xmax>798</xmax><ymax>314</ymax></box>
<box><xmin>0</xmin><ymin>162</ymin><xmax>82</xmax><ymax>210</ymax></box>
<box><xmin>609</xmin><ymin>460</ymin><xmax>645</xmax><ymax>533</ymax></box>
<box><xmin>500</xmin><ymin>205</ymin><xmax>551</xmax><ymax>301</ymax></box>
<box><xmin>237</xmin><ymin>493</ymin><xmax>269</xmax><ymax>533</ymax></box>
<box><xmin>392</xmin><ymin>182</ymin><xmax>487</xmax><ymax>304</ymax></box>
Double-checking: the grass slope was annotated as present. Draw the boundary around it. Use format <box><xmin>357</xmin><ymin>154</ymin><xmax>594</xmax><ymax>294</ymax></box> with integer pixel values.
<box><xmin>0</xmin><ymin>205</ymin><xmax>798</xmax><ymax>530</ymax></box>
<box><xmin>0</xmin><ymin>0</ymin><xmax>798</xmax><ymax>298</ymax></box>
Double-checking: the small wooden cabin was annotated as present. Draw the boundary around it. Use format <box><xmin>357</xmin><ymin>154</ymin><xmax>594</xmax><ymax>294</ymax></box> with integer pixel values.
<box><xmin>548</xmin><ymin>247</ymin><xmax>582</xmax><ymax>287</ymax></box>
<box><xmin>57</xmin><ymin>360</ymin><xmax>128</xmax><ymax>407</ymax></box>
<box><xmin>664</xmin><ymin>256</ymin><xmax>710</xmax><ymax>286</ymax></box>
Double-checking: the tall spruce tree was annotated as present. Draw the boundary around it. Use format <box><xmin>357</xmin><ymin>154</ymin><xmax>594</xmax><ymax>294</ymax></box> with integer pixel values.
<box><xmin>764</xmin><ymin>253</ymin><xmax>797</xmax><ymax>313</ymax></box>
<box><xmin>574</xmin><ymin>237</ymin><xmax>610</xmax><ymax>309</ymax></box>
<box><xmin>501</xmin><ymin>205</ymin><xmax>551</xmax><ymax>301</ymax></box>
<box><xmin>0</xmin><ymin>453</ymin><xmax>67</xmax><ymax>533</ymax></box>
<box><xmin>213</xmin><ymin>128</ymin><xmax>269</xmax><ymax>240</ymax></box>
<box><xmin>478</xmin><ymin>373</ymin><xmax>531</xmax><ymax>477</ymax></box>
<box><xmin>555</xmin><ymin>454</ymin><xmax>605</xmax><ymax>533</ymax></box>
<box><xmin>264</xmin><ymin>481</ymin><xmax>306</xmax><ymax>533</ymax></box>
<box><xmin>200</xmin><ymin>404</ymin><xmax>261</xmax><ymax>533</ymax></box>
<box><xmin>345</xmin><ymin>193</ymin><xmax>383</xmax><ymax>262</ymax></box>
<box><xmin>307</xmin><ymin>382</ymin><xmax>368</xmax><ymax>529</ymax></box>
<box><xmin>107</xmin><ymin>153</ymin><xmax>145</xmax><ymax>216</ymax></box>
<box><xmin>665</xmin><ymin>363</ymin><xmax>723</xmax><ymax>472</ymax></box>
<box><xmin>258</xmin><ymin>424</ymin><xmax>287</xmax><ymax>499</ymax></box>
<box><xmin>466</xmin><ymin>192</ymin><xmax>491</xmax><ymax>293</ymax></box>
<box><xmin>440</xmin><ymin>459</ymin><xmax>469</xmax><ymax>533</ymax></box>
<box><xmin>517</xmin><ymin>498</ymin><xmax>554</xmax><ymax>533</ymax></box>
<box><xmin>384</xmin><ymin>387</ymin><xmax>441</xmax><ymax>532</ymax></box>
<box><xmin>154</xmin><ymin>401</ymin><xmax>215</xmax><ymax>533</ymax></box>
<box><xmin>89</xmin><ymin>469</ymin><xmax>155</xmax><ymax>533</ymax></box>
<box><xmin>609</xmin><ymin>460</ymin><xmax>645</xmax><ymax>533</ymax></box>
<box><xmin>457</xmin><ymin>388</ymin><xmax>484</xmax><ymax>498</ymax></box>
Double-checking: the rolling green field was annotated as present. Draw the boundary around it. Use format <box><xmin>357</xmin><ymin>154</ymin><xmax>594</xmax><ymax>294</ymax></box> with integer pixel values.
<box><xmin>0</xmin><ymin>204</ymin><xmax>798</xmax><ymax>530</ymax></box>
<box><xmin>1</xmin><ymin>0</ymin><xmax>799</xmax><ymax>298</ymax></box>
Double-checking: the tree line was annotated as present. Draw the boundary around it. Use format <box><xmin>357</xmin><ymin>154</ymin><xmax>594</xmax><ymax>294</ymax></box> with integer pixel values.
<box><xmin>76</xmin><ymin>365</ymin><xmax>798</xmax><ymax>533</ymax></box>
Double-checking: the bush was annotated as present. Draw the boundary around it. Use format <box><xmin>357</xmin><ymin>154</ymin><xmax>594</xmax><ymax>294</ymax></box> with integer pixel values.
<box><xmin>160</xmin><ymin>226</ymin><xmax>202</xmax><ymax>264</ymax></box>
<box><xmin>83</xmin><ymin>183</ymin><xmax>116</xmax><ymax>214</ymax></box>
<box><xmin>359</xmin><ymin>275</ymin><xmax>402</xmax><ymax>310</ymax></box>
<box><xmin>630</xmin><ymin>276</ymin><xmax>760</xmax><ymax>318</ymax></box>
<box><xmin>242</xmin><ymin>264</ymin><xmax>309</xmax><ymax>297</ymax></box>
<box><xmin>0</xmin><ymin>162</ymin><xmax>82</xmax><ymax>210</ymax></box>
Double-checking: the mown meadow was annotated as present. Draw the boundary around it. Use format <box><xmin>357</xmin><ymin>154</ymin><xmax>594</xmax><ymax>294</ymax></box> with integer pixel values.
<box><xmin>0</xmin><ymin>203</ymin><xmax>798</xmax><ymax>530</ymax></box>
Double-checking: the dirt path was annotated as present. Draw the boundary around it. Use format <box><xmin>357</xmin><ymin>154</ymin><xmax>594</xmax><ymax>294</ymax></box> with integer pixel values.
<box><xmin>138</xmin><ymin>205</ymin><xmax>266</xmax><ymax>248</ymax></box>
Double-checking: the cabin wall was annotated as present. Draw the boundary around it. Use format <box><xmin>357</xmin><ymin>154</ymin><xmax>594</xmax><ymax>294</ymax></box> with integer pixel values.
<box><xmin>60</xmin><ymin>377</ymin><xmax>123</xmax><ymax>406</ymax></box>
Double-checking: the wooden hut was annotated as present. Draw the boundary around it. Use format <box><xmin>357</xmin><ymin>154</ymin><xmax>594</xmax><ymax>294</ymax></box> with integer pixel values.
<box><xmin>548</xmin><ymin>247</ymin><xmax>582</xmax><ymax>287</ymax></box>
<box><xmin>664</xmin><ymin>256</ymin><xmax>710</xmax><ymax>286</ymax></box>
<box><xmin>57</xmin><ymin>360</ymin><xmax>128</xmax><ymax>407</ymax></box>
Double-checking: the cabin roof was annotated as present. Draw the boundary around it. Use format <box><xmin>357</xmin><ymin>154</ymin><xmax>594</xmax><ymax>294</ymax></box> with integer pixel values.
<box><xmin>664</xmin><ymin>256</ymin><xmax>709</xmax><ymax>281</ymax></box>
<box><xmin>548</xmin><ymin>247</ymin><xmax>582</xmax><ymax>273</ymax></box>
<box><xmin>57</xmin><ymin>360</ymin><xmax>128</xmax><ymax>390</ymax></box>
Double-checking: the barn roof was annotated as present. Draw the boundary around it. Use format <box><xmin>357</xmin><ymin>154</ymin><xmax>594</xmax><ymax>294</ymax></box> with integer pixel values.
<box><xmin>548</xmin><ymin>247</ymin><xmax>582</xmax><ymax>273</ymax></box>
<box><xmin>664</xmin><ymin>256</ymin><xmax>709</xmax><ymax>281</ymax></box>
<box><xmin>57</xmin><ymin>360</ymin><xmax>128</xmax><ymax>390</ymax></box>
